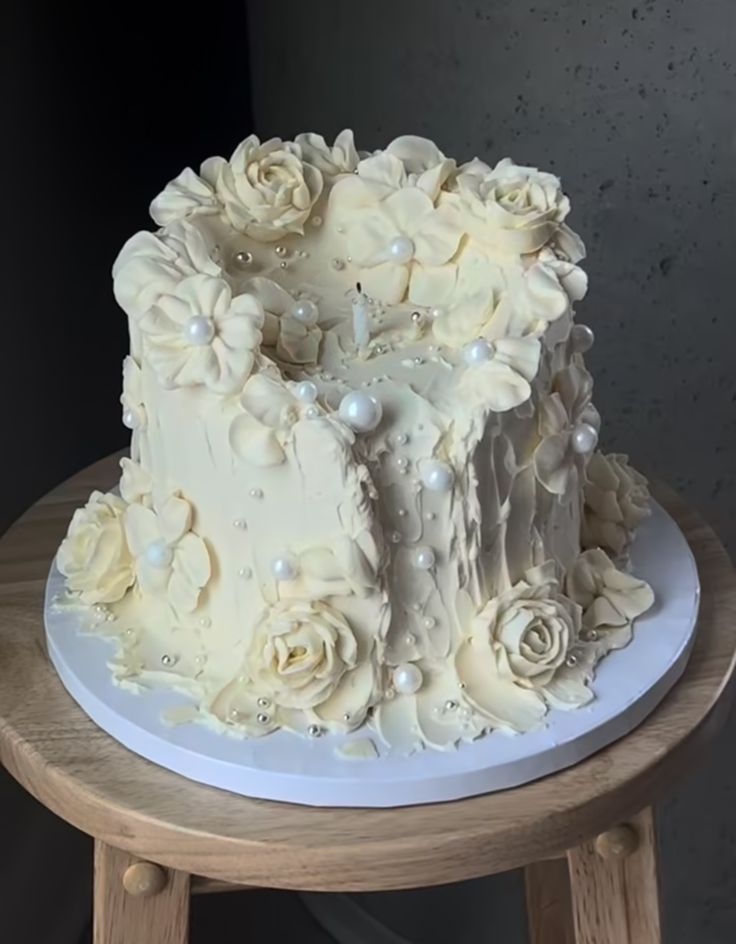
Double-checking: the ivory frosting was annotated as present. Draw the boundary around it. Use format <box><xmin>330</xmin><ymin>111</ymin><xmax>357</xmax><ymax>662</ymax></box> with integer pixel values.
<box><xmin>56</xmin><ymin>130</ymin><xmax>655</xmax><ymax>755</ymax></box>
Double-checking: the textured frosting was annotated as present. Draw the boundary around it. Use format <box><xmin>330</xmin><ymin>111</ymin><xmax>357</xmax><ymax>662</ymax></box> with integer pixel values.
<box><xmin>56</xmin><ymin>130</ymin><xmax>654</xmax><ymax>754</ymax></box>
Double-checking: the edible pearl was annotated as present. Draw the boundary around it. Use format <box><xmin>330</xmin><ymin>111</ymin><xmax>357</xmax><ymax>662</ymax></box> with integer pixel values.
<box><xmin>388</xmin><ymin>235</ymin><xmax>415</xmax><ymax>264</ymax></box>
<box><xmin>429</xmin><ymin>306</ymin><xmax>446</xmax><ymax>320</ymax></box>
<box><xmin>444</xmin><ymin>699</ymin><xmax>459</xmax><ymax>711</ymax></box>
<box><xmin>257</xmin><ymin>697</ymin><xmax>270</xmax><ymax>707</ymax></box>
<box><xmin>413</xmin><ymin>546</ymin><xmax>436</xmax><ymax>570</ymax></box>
<box><xmin>566</xmin><ymin>654</ymin><xmax>578</xmax><ymax>667</ymax></box>
<box><xmin>161</xmin><ymin>654</ymin><xmax>176</xmax><ymax>667</ymax></box>
<box><xmin>257</xmin><ymin>712</ymin><xmax>270</xmax><ymax>724</ymax></box>
<box><xmin>249</xmin><ymin>487</ymin><xmax>263</xmax><ymax>499</ymax></box>
<box><xmin>292</xmin><ymin>299</ymin><xmax>319</xmax><ymax>326</ymax></box>
<box><xmin>390</xmin><ymin>531</ymin><xmax>402</xmax><ymax>543</ymax></box>
<box><xmin>395</xmin><ymin>432</ymin><xmax>409</xmax><ymax>446</ymax></box>
<box><xmin>271</xmin><ymin>556</ymin><xmax>297</xmax><ymax>581</ymax></box>
<box><xmin>425</xmin><ymin>511</ymin><xmax>436</xmax><ymax>521</ymax></box>
<box><xmin>307</xmin><ymin>724</ymin><xmax>324</xmax><ymax>737</ymax></box>
<box><xmin>397</xmin><ymin>508</ymin><xmax>407</xmax><ymax>517</ymax></box>
<box><xmin>463</xmin><ymin>338</ymin><xmax>494</xmax><ymax>365</ymax></box>
<box><xmin>185</xmin><ymin>315</ymin><xmax>215</xmax><ymax>346</ymax></box>
<box><xmin>332</xmin><ymin>257</ymin><xmax>345</xmax><ymax>270</ymax></box>
<box><xmin>304</xmin><ymin>406</ymin><xmax>319</xmax><ymax>419</ymax></box>
<box><xmin>421</xmin><ymin>460</ymin><xmax>454</xmax><ymax>492</ymax></box>
<box><xmin>396</xmin><ymin>456</ymin><xmax>409</xmax><ymax>471</ymax></box>
<box><xmin>238</xmin><ymin>566</ymin><xmax>252</xmax><ymax>579</ymax></box>
<box><xmin>423</xmin><ymin>616</ymin><xmax>436</xmax><ymax>629</ymax></box>
<box><xmin>339</xmin><ymin>391</ymin><xmax>383</xmax><ymax>432</ymax></box>
<box><xmin>234</xmin><ymin>250</ymin><xmax>253</xmax><ymax>267</ymax></box>
<box><xmin>405</xmin><ymin>633</ymin><xmax>416</xmax><ymax>646</ymax></box>
<box><xmin>411</xmin><ymin>311</ymin><xmax>423</xmax><ymax>324</ymax></box>
<box><xmin>274</xmin><ymin>245</ymin><xmax>287</xmax><ymax>257</ymax></box>
<box><xmin>145</xmin><ymin>539</ymin><xmax>173</xmax><ymax>569</ymax></box>
<box><xmin>295</xmin><ymin>381</ymin><xmax>318</xmax><ymax>402</ymax></box>
<box><xmin>199</xmin><ymin>617</ymin><xmax>211</xmax><ymax>628</ymax></box>
<box><xmin>122</xmin><ymin>409</ymin><xmax>138</xmax><ymax>430</ymax></box>
<box><xmin>571</xmin><ymin>324</ymin><xmax>595</xmax><ymax>352</ymax></box>
<box><xmin>571</xmin><ymin>423</ymin><xmax>599</xmax><ymax>454</ymax></box>
<box><xmin>233</xmin><ymin>519</ymin><xmax>247</xmax><ymax>529</ymax></box>
<box><xmin>311</xmin><ymin>216</ymin><xmax>323</xmax><ymax>227</ymax></box>
<box><xmin>392</xmin><ymin>663</ymin><xmax>423</xmax><ymax>695</ymax></box>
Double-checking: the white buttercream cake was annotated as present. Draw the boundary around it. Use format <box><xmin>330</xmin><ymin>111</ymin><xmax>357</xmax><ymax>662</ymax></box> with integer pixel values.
<box><xmin>56</xmin><ymin>131</ymin><xmax>655</xmax><ymax>753</ymax></box>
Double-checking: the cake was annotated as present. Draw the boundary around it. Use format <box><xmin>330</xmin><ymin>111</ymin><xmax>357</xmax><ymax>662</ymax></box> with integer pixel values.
<box><xmin>55</xmin><ymin>131</ymin><xmax>654</xmax><ymax>753</ymax></box>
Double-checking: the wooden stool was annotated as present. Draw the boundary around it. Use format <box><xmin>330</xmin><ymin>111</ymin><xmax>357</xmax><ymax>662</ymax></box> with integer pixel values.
<box><xmin>1</xmin><ymin>456</ymin><xmax>735</xmax><ymax>944</ymax></box>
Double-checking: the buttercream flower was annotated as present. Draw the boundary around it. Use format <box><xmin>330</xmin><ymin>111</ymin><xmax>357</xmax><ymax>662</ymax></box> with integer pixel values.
<box><xmin>229</xmin><ymin>371</ymin><xmax>305</xmax><ymax>466</ymax></box>
<box><xmin>245</xmin><ymin>600</ymin><xmax>359</xmax><ymax>710</ymax></box>
<box><xmin>456</xmin><ymin>336</ymin><xmax>541</xmax><ymax>413</ymax></box>
<box><xmin>243</xmin><ymin>277</ymin><xmax>322</xmax><ymax>366</ymax></box>
<box><xmin>451</xmin><ymin>157</ymin><xmax>570</xmax><ymax>254</ymax></box>
<box><xmin>383</xmin><ymin>135</ymin><xmax>456</xmax><ymax>200</ymax></box>
<box><xmin>125</xmin><ymin>493</ymin><xmax>210</xmax><ymax>613</ymax></box>
<box><xmin>582</xmin><ymin>453</ymin><xmax>651</xmax><ymax>556</ymax></box>
<box><xmin>57</xmin><ymin>491</ymin><xmax>135</xmax><ymax>605</ymax></box>
<box><xmin>149</xmin><ymin>158</ymin><xmax>223</xmax><ymax>226</ymax></box>
<box><xmin>567</xmin><ymin>548</ymin><xmax>654</xmax><ymax>647</ymax></box>
<box><xmin>343</xmin><ymin>186</ymin><xmax>461</xmax><ymax>305</ymax></box>
<box><xmin>533</xmin><ymin>363</ymin><xmax>598</xmax><ymax>496</ymax></box>
<box><xmin>113</xmin><ymin>220</ymin><xmax>221</xmax><ymax>320</ymax></box>
<box><xmin>215</xmin><ymin>135</ymin><xmax>324</xmax><ymax>240</ymax></box>
<box><xmin>294</xmin><ymin>129</ymin><xmax>359</xmax><ymax>178</ymax></box>
<box><xmin>455</xmin><ymin>568</ymin><xmax>584</xmax><ymax>731</ymax></box>
<box><xmin>139</xmin><ymin>274</ymin><xmax>263</xmax><ymax>394</ymax></box>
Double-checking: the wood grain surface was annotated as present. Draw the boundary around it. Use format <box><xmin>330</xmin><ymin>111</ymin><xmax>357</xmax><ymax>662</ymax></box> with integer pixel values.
<box><xmin>0</xmin><ymin>454</ymin><xmax>734</xmax><ymax>892</ymax></box>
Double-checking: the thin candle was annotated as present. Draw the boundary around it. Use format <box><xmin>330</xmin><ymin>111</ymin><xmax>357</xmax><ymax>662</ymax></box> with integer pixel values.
<box><xmin>352</xmin><ymin>282</ymin><xmax>370</xmax><ymax>353</ymax></box>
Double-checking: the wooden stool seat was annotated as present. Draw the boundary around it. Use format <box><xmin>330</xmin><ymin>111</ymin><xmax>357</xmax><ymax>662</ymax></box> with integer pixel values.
<box><xmin>1</xmin><ymin>455</ymin><xmax>735</xmax><ymax>944</ymax></box>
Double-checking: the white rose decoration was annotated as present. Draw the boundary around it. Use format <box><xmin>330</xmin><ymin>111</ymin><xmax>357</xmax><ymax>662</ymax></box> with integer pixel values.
<box><xmin>57</xmin><ymin>491</ymin><xmax>135</xmax><ymax>605</ymax></box>
<box><xmin>139</xmin><ymin>274</ymin><xmax>264</xmax><ymax>394</ymax></box>
<box><xmin>451</xmin><ymin>157</ymin><xmax>570</xmax><ymax>254</ymax></box>
<box><xmin>294</xmin><ymin>129</ymin><xmax>359</xmax><ymax>178</ymax></box>
<box><xmin>125</xmin><ymin>493</ymin><xmax>210</xmax><ymax>613</ymax></box>
<box><xmin>455</xmin><ymin>569</ymin><xmax>583</xmax><ymax>731</ymax></box>
<box><xmin>215</xmin><ymin>135</ymin><xmax>324</xmax><ymax>240</ymax></box>
<box><xmin>246</xmin><ymin>600</ymin><xmax>359</xmax><ymax>710</ymax></box>
<box><xmin>456</xmin><ymin>336</ymin><xmax>541</xmax><ymax>413</ymax></box>
<box><xmin>582</xmin><ymin>453</ymin><xmax>651</xmax><ymax>556</ymax></box>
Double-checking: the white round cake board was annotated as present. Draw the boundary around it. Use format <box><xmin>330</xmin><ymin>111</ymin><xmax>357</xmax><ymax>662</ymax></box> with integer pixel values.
<box><xmin>44</xmin><ymin>500</ymin><xmax>699</xmax><ymax>808</ymax></box>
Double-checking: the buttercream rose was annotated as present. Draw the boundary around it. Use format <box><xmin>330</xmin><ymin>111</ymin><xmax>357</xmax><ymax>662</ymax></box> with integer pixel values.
<box><xmin>450</xmin><ymin>157</ymin><xmax>570</xmax><ymax>254</ymax></box>
<box><xmin>216</xmin><ymin>135</ymin><xmax>324</xmax><ymax>240</ymax></box>
<box><xmin>57</xmin><ymin>491</ymin><xmax>135</xmax><ymax>605</ymax></box>
<box><xmin>246</xmin><ymin>600</ymin><xmax>358</xmax><ymax>710</ymax></box>
<box><xmin>456</xmin><ymin>569</ymin><xmax>583</xmax><ymax>731</ymax></box>
<box><xmin>582</xmin><ymin>452</ymin><xmax>651</xmax><ymax>556</ymax></box>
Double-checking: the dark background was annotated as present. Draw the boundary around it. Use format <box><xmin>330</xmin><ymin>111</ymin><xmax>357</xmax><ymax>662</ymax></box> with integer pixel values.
<box><xmin>2</xmin><ymin>2</ymin><xmax>736</xmax><ymax>942</ymax></box>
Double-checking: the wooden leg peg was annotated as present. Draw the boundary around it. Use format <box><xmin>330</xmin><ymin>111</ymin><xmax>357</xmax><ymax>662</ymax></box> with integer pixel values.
<box><xmin>94</xmin><ymin>841</ymin><xmax>190</xmax><ymax>944</ymax></box>
<box><xmin>567</xmin><ymin>807</ymin><xmax>662</xmax><ymax>944</ymax></box>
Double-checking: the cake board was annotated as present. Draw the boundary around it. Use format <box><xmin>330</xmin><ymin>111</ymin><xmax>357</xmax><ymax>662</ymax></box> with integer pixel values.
<box><xmin>44</xmin><ymin>499</ymin><xmax>699</xmax><ymax>808</ymax></box>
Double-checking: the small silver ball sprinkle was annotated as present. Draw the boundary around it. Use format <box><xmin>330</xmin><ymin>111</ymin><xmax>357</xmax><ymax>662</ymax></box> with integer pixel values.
<box><xmin>332</xmin><ymin>258</ymin><xmax>345</xmax><ymax>270</ymax></box>
<box><xmin>390</xmin><ymin>531</ymin><xmax>401</xmax><ymax>543</ymax></box>
<box><xmin>396</xmin><ymin>432</ymin><xmax>409</xmax><ymax>445</ymax></box>
<box><xmin>257</xmin><ymin>697</ymin><xmax>270</xmax><ymax>707</ymax></box>
<box><xmin>411</xmin><ymin>311</ymin><xmax>422</xmax><ymax>323</ymax></box>
<box><xmin>311</xmin><ymin>216</ymin><xmax>323</xmax><ymax>227</ymax></box>
<box><xmin>459</xmin><ymin>681</ymin><xmax>467</xmax><ymax>690</ymax></box>
<box><xmin>444</xmin><ymin>699</ymin><xmax>459</xmax><ymax>711</ymax></box>
<box><xmin>274</xmin><ymin>245</ymin><xmax>287</xmax><ymax>257</ymax></box>
<box><xmin>307</xmin><ymin>724</ymin><xmax>324</xmax><ymax>738</ymax></box>
<box><xmin>238</xmin><ymin>567</ymin><xmax>252</xmax><ymax>579</ymax></box>
<box><xmin>425</xmin><ymin>512</ymin><xmax>436</xmax><ymax>521</ymax></box>
<box><xmin>279</xmin><ymin>261</ymin><xmax>287</xmax><ymax>269</ymax></box>
<box><xmin>423</xmin><ymin>616</ymin><xmax>436</xmax><ymax>629</ymax></box>
<box><xmin>161</xmin><ymin>654</ymin><xmax>174</xmax><ymax>666</ymax></box>
<box><xmin>233</xmin><ymin>518</ymin><xmax>247</xmax><ymax>529</ymax></box>
<box><xmin>229</xmin><ymin>708</ymin><xmax>240</xmax><ymax>720</ymax></box>
<box><xmin>397</xmin><ymin>508</ymin><xmax>407</xmax><ymax>518</ymax></box>
<box><xmin>414</xmin><ymin>356</ymin><xmax>424</xmax><ymax>365</ymax></box>
<box><xmin>566</xmin><ymin>654</ymin><xmax>578</xmax><ymax>667</ymax></box>
<box><xmin>405</xmin><ymin>633</ymin><xmax>416</xmax><ymax>646</ymax></box>
<box><xmin>249</xmin><ymin>487</ymin><xmax>263</xmax><ymax>499</ymax></box>
<box><xmin>257</xmin><ymin>712</ymin><xmax>270</xmax><ymax>724</ymax></box>
<box><xmin>234</xmin><ymin>250</ymin><xmax>253</xmax><ymax>267</ymax></box>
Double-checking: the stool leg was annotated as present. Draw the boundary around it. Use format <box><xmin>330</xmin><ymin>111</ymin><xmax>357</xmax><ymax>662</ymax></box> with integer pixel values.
<box><xmin>566</xmin><ymin>807</ymin><xmax>662</xmax><ymax>944</ymax></box>
<box><xmin>525</xmin><ymin>858</ymin><xmax>575</xmax><ymax>944</ymax></box>
<box><xmin>93</xmin><ymin>840</ymin><xmax>190</xmax><ymax>944</ymax></box>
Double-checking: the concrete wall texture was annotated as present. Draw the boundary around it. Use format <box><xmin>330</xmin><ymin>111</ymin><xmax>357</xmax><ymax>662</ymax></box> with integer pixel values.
<box><xmin>248</xmin><ymin>1</ymin><xmax>736</xmax><ymax>941</ymax></box>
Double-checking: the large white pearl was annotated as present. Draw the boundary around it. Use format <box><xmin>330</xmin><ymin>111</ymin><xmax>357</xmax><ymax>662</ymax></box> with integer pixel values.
<box><xmin>271</xmin><ymin>556</ymin><xmax>298</xmax><ymax>581</ymax></box>
<box><xmin>292</xmin><ymin>299</ymin><xmax>319</xmax><ymax>326</ymax></box>
<box><xmin>571</xmin><ymin>423</ymin><xmax>599</xmax><ymax>454</ymax></box>
<box><xmin>463</xmin><ymin>338</ymin><xmax>494</xmax><ymax>365</ymax></box>
<box><xmin>295</xmin><ymin>381</ymin><xmax>318</xmax><ymax>403</ymax></box>
<box><xmin>571</xmin><ymin>324</ymin><xmax>595</xmax><ymax>352</ymax></box>
<box><xmin>122</xmin><ymin>409</ymin><xmax>138</xmax><ymax>430</ymax></box>
<box><xmin>185</xmin><ymin>315</ymin><xmax>215</xmax><ymax>346</ymax></box>
<box><xmin>392</xmin><ymin>663</ymin><xmax>423</xmax><ymax>695</ymax></box>
<box><xmin>413</xmin><ymin>546</ymin><xmax>436</xmax><ymax>570</ymax></box>
<box><xmin>339</xmin><ymin>391</ymin><xmax>383</xmax><ymax>432</ymax></box>
<box><xmin>145</xmin><ymin>539</ymin><xmax>173</xmax><ymax>569</ymax></box>
<box><xmin>421</xmin><ymin>460</ymin><xmax>454</xmax><ymax>492</ymax></box>
<box><xmin>388</xmin><ymin>235</ymin><xmax>415</xmax><ymax>264</ymax></box>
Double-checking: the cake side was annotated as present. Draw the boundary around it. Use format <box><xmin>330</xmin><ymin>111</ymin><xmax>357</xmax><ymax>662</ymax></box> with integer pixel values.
<box><xmin>56</xmin><ymin>132</ymin><xmax>654</xmax><ymax>753</ymax></box>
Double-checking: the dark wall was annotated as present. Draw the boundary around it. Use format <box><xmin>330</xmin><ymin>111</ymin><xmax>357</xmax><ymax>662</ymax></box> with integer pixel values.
<box><xmin>1</xmin><ymin>1</ymin><xmax>254</xmax><ymax>537</ymax></box>
<box><xmin>1</xmin><ymin>5</ymin><xmax>254</xmax><ymax>943</ymax></box>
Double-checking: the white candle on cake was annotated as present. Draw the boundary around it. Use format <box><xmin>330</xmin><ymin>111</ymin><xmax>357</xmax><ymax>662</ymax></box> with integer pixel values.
<box><xmin>352</xmin><ymin>282</ymin><xmax>370</xmax><ymax>353</ymax></box>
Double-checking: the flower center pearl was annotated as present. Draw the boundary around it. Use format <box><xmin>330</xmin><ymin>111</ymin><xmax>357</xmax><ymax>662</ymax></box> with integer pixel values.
<box><xmin>388</xmin><ymin>235</ymin><xmax>415</xmax><ymax>265</ymax></box>
<box><xmin>185</xmin><ymin>315</ymin><xmax>215</xmax><ymax>346</ymax></box>
<box><xmin>392</xmin><ymin>663</ymin><xmax>423</xmax><ymax>695</ymax></box>
<box><xmin>291</xmin><ymin>300</ymin><xmax>319</xmax><ymax>326</ymax></box>
<box><xmin>421</xmin><ymin>459</ymin><xmax>454</xmax><ymax>492</ymax></box>
<box><xmin>338</xmin><ymin>391</ymin><xmax>383</xmax><ymax>432</ymax></box>
<box><xmin>294</xmin><ymin>381</ymin><xmax>318</xmax><ymax>403</ymax></box>
<box><xmin>413</xmin><ymin>546</ymin><xmax>436</xmax><ymax>570</ymax></box>
<box><xmin>571</xmin><ymin>423</ymin><xmax>599</xmax><ymax>454</ymax></box>
<box><xmin>463</xmin><ymin>338</ymin><xmax>495</xmax><ymax>366</ymax></box>
<box><xmin>145</xmin><ymin>539</ymin><xmax>173</xmax><ymax>569</ymax></box>
<box><xmin>271</xmin><ymin>555</ymin><xmax>298</xmax><ymax>581</ymax></box>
